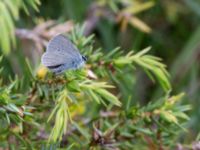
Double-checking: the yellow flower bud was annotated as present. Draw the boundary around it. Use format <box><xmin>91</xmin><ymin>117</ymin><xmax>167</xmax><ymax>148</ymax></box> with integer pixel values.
<box><xmin>36</xmin><ymin>65</ymin><xmax>48</xmax><ymax>79</ymax></box>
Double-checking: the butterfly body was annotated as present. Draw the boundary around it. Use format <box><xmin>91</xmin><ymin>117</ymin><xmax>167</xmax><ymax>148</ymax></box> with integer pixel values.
<box><xmin>41</xmin><ymin>34</ymin><xmax>86</xmax><ymax>74</ymax></box>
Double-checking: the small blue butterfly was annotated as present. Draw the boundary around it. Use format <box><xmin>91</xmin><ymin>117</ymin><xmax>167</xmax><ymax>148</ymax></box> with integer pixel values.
<box><xmin>41</xmin><ymin>34</ymin><xmax>87</xmax><ymax>74</ymax></box>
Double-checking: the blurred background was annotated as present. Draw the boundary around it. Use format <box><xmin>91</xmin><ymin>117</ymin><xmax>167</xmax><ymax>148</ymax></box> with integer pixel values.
<box><xmin>0</xmin><ymin>0</ymin><xmax>200</xmax><ymax>147</ymax></box>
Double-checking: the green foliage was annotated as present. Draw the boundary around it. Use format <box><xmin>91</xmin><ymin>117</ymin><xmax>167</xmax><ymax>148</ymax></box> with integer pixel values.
<box><xmin>0</xmin><ymin>0</ymin><xmax>40</xmax><ymax>54</ymax></box>
<box><xmin>113</xmin><ymin>46</ymin><xmax>171</xmax><ymax>92</ymax></box>
<box><xmin>0</xmin><ymin>26</ymin><xmax>191</xmax><ymax>149</ymax></box>
<box><xmin>0</xmin><ymin>0</ymin><xmax>199</xmax><ymax>149</ymax></box>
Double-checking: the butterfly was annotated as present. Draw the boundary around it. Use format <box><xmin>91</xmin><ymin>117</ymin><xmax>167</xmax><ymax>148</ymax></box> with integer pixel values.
<box><xmin>41</xmin><ymin>34</ymin><xmax>87</xmax><ymax>74</ymax></box>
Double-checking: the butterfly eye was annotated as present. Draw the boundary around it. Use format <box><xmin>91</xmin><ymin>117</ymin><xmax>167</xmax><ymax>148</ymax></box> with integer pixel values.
<box><xmin>82</xmin><ymin>55</ymin><xmax>87</xmax><ymax>61</ymax></box>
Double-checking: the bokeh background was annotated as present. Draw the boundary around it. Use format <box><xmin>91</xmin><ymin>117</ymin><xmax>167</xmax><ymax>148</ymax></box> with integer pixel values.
<box><xmin>0</xmin><ymin>0</ymin><xmax>200</xmax><ymax>149</ymax></box>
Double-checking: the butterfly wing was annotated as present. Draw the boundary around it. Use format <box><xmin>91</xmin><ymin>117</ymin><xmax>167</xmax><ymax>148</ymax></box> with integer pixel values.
<box><xmin>41</xmin><ymin>51</ymin><xmax>72</xmax><ymax>67</ymax></box>
<box><xmin>47</xmin><ymin>34</ymin><xmax>81</xmax><ymax>56</ymax></box>
<box><xmin>41</xmin><ymin>34</ymin><xmax>83</xmax><ymax>73</ymax></box>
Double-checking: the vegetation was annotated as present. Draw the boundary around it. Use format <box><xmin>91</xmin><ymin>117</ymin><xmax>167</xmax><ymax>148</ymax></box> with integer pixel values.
<box><xmin>0</xmin><ymin>0</ymin><xmax>200</xmax><ymax>149</ymax></box>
